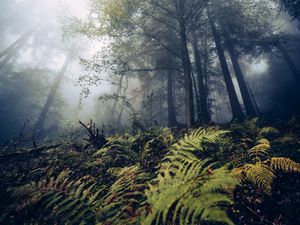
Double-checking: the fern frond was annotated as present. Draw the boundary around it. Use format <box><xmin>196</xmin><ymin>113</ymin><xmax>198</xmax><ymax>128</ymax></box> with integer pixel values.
<box><xmin>100</xmin><ymin>166</ymin><xmax>149</xmax><ymax>225</ymax></box>
<box><xmin>269</xmin><ymin>157</ymin><xmax>300</xmax><ymax>172</ymax></box>
<box><xmin>234</xmin><ymin>138</ymin><xmax>300</xmax><ymax>195</ymax></box>
<box><xmin>10</xmin><ymin>171</ymin><xmax>104</xmax><ymax>224</ymax></box>
<box><xmin>248</xmin><ymin>142</ymin><xmax>270</xmax><ymax>162</ymax></box>
<box><xmin>172</xmin><ymin>127</ymin><xmax>229</xmax><ymax>153</ymax></box>
<box><xmin>94</xmin><ymin>140</ymin><xmax>139</xmax><ymax>168</ymax></box>
<box><xmin>243</xmin><ymin>163</ymin><xmax>275</xmax><ymax>194</ymax></box>
<box><xmin>143</xmin><ymin>158</ymin><xmax>237</xmax><ymax>225</ymax></box>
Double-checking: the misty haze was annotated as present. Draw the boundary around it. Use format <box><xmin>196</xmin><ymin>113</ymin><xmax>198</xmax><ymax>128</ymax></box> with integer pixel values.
<box><xmin>0</xmin><ymin>0</ymin><xmax>300</xmax><ymax>224</ymax></box>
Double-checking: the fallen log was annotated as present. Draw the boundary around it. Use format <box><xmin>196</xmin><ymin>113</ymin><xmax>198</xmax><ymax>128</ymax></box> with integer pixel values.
<box><xmin>0</xmin><ymin>144</ymin><xmax>61</xmax><ymax>160</ymax></box>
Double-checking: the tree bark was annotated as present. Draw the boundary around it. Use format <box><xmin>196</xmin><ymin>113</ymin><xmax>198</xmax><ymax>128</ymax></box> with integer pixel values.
<box><xmin>167</xmin><ymin>70</ymin><xmax>178</xmax><ymax>127</ymax></box>
<box><xmin>0</xmin><ymin>23</ymin><xmax>38</xmax><ymax>58</ymax></box>
<box><xmin>224</xmin><ymin>32</ymin><xmax>257</xmax><ymax>117</ymax></box>
<box><xmin>33</xmin><ymin>54</ymin><xmax>71</xmax><ymax>136</ymax></box>
<box><xmin>0</xmin><ymin>24</ymin><xmax>38</xmax><ymax>71</ymax></box>
<box><xmin>207</xmin><ymin>11</ymin><xmax>245</xmax><ymax>120</ymax></box>
<box><xmin>178</xmin><ymin>0</ymin><xmax>195</xmax><ymax>128</ymax></box>
<box><xmin>191</xmin><ymin>30</ymin><xmax>210</xmax><ymax>123</ymax></box>
<box><xmin>117</xmin><ymin>76</ymin><xmax>129</xmax><ymax>129</ymax></box>
<box><xmin>276</xmin><ymin>43</ymin><xmax>300</xmax><ymax>85</ymax></box>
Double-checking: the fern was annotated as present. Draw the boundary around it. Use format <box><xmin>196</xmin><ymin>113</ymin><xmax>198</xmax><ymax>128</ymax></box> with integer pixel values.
<box><xmin>172</xmin><ymin>127</ymin><xmax>229</xmax><ymax>153</ymax></box>
<box><xmin>233</xmin><ymin>140</ymin><xmax>300</xmax><ymax>194</ymax></box>
<box><xmin>8</xmin><ymin>171</ymin><xmax>104</xmax><ymax>224</ymax></box>
<box><xmin>248</xmin><ymin>141</ymin><xmax>270</xmax><ymax>162</ymax></box>
<box><xmin>99</xmin><ymin>166</ymin><xmax>149</xmax><ymax>225</ymax></box>
<box><xmin>141</xmin><ymin>128</ymin><xmax>237</xmax><ymax>225</ymax></box>
<box><xmin>270</xmin><ymin>157</ymin><xmax>300</xmax><ymax>172</ymax></box>
<box><xmin>95</xmin><ymin>140</ymin><xmax>139</xmax><ymax>168</ymax></box>
<box><xmin>142</xmin><ymin>159</ymin><xmax>237</xmax><ymax>225</ymax></box>
<box><xmin>244</xmin><ymin>163</ymin><xmax>275</xmax><ymax>194</ymax></box>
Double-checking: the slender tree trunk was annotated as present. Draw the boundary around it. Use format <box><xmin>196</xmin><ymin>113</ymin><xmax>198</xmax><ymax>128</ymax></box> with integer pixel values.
<box><xmin>117</xmin><ymin>76</ymin><xmax>129</xmax><ymax>129</ymax></box>
<box><xmin>191</xmin><ymin>68</ymin><xmax>201</xmax><ymax>122</ymax></box>
<box><xmin>167</xmin><ymin>70</ymin><xmax>178</xmax><ymax>127</ymax></box>
<box><xmin>0</xmin><ymin>23</ymin><xmax>38</xmax><ymax>58</ymax></box>
<box><xmin>248</xmin><ymin>84</ymin><xmax>261</xmax><ymax>115</ymax></box>
<box><xmin>207</xmin><ymin>11</ymin><xmax>245</xmax><ymax>120</ymax></box>
<box><xmin>111</xmin><ymin>74</ymin><xmax>125</xmax><ymax>122</ymax></box>
<box><xmin>158</xmin><ymin>74</ymin><xmax>164</xmax><ymax>125</ymax></box>
<box><xmin>178</xmin><ymin>0</ymin><xmax>195</xmax><ymax>128</ymax></box>
<box><xmin>276</xmin><ymin>43</ymin><xmax>300</xmax><ymax>85</ymax></box>
<box><xmin>191</xmin><ymin>30</ymin><xmax>210</xmax><ymax>123</ymax></box>
<box><xmin>33</xmin><ymin>54</ymin><xmax>71</xmax><ymax>136</ymax></box>
<box><xmin>224</xmin><ymin>32</ymin><xmax>257</xmax><ymax>117</ymax></box>
<box><xmin>203</xmin><ymin>27</ymin><xmax>210</xmax><ymax>120</ymax></box>
<box><xmin>0</xmin><ymin>48</ymin><xmax>18</xmax><ymax>71</ymax></box>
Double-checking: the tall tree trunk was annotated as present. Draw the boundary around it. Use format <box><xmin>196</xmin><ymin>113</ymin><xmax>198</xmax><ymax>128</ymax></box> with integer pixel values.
<box><xmin>178</xmin><ymin>0</ymin><xmax>195</xmax><ymax>128</ymax></box>
<box><xmin>0</xmin><ymin>24</ymin><xmax>38</xmax><ymax>71</ymax></box>
<box><xmin>191</xmin><ymin>30</ymin><xmax>210</xmax><ymax>123</ymax></box>
<box><xmin>33</xmin><ymin>54</ymin><xmax>71</xmax><ymax>136</ymax></box>
<box><xmin>117</xmin><ymin>75</ymin><xmax>129</xmax><ymax>129</ymax></box>
<box><xmin>167</xmin><ymin>70</ymin><xmax>178</xmax><ymax>127</ymax></box>
<box><xmin>276</xmin><ymin>43</ymin><xmax>300</xmax><ymax>85</ymax></box>
<box><xmin>111</xmin><ymin>74</ymin><xmax>125</xmax><ymax>122</ymax></box>
<box><xmin>203</xmin><ymin>26</ymin><xmax>210</xmax><ymax>120</ymax></box>
<box><xmin>191</xmin><ymin>68</ymin><xmax>201</xmax><ymax>123</ymax></box>
<box><xmin>0</xmin><ymin>23</ymin><xmax>38</xmax><ymax>59</ymax></box>
<box><xmin>207</xmin><ymin>11</ymin><xmax>245</xmax><ymax>120</ymax></box>
<box><xmin>224</xmin><ymin>32</ymin><xmax>257</xmax><ymax>117</ymax></box>
<box><xmin>0</xmin><ymin>47</ymin><xmax>18</xmax><ymax>71</ymax></box>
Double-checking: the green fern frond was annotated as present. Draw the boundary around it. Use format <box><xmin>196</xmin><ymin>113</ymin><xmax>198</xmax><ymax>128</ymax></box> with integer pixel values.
<box><xmin>95</xmin><ymin>140</ymin><xmax>139</xmax><ymax>167</ymax></box>
<box><xmin>100</xmin><ymin>166</ymin><xmax>149</xmax><ymax>225</ymax></box>
<box><xmin>234</xmin><ymin>137</ymin><xmax>300</xmax><ymax>195</ymax></box>
<box><xmin>269</xmin><ymin>157</ymin><xmax>300</xmax><ymax>172</ymax></box>
<box><xmin>141</xmin><ymin>128</ymin><xmax>237</xmax><ymax>225</ymax></box>
<box><xmin>157</xmin><ymin>127</ymin><xmax>175</xmax><ymax>146</ymax></box>
<box><xmin>243</xmin><ymin>163</ymin><xmax>275</xmax><ymax>194</ymax></box>
<box><xmin>248</xmin><ymin>142</ymin><xmax>270</xmax><ymax>162</ymax></box>
<box><xmin>143</xmin><ymin>158</ymin><xmax>237</xmax><ymax>225</ymax></box>
<box><xmin>172</xmin><ymin>127</ymin><xmax>229</xmax><ymax>153</ymax></box>
<box><xmin>10</xmin><ymin>171</ymin><xmax>104</xmax><ymax>224</ymax></box>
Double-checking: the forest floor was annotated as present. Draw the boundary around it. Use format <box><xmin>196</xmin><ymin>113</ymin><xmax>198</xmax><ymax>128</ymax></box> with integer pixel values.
<box><xmin>0</xmin><ymin>117</ymin><xmax>300</xmax><ymax>225</ymax></box>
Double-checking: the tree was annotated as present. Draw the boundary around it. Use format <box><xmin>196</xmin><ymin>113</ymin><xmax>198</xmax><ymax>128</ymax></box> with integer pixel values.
<box><xmin>0</xmin><ymin>24</ymin><xmax>38</xmax><ymax>71</ymax></box>
<box><xmin>33</xmin><ymin>52</ymin><xmax>72</xmax><ymax>137</ymax></box>
<box><xmin>223</xmin><ymin>31</ymin><xmax>258</xmax><ymax>117</ymax></box>
<box><xmin>280</xmin><ymin>0</ymin><xmax>300</xmax><ymax>21</ymax></box>
<box><xmin>276</xmin><ymin>42</ymin><xmax>300</xmax><ymax>85</ymax></box>
<box><xmin>80</xmin><ymin>0</ymin><xmax>211</xmax><ymax>128</ymax></box>
<box><xmin>0</xmin><ymin>67</ymin><xmax>50</xmax><ymax>142</ymax></box>
<box><xmin>167</xmin><ymin>70</ymin><xmax>178</xmax><ymax>126</ymax></box>
<box><xmin>207</xmin><ymin>7</ymin><xmax>245</xmax><ymax>120</ymax></box>
<box><xmin>191</xmin><ymin>30</ymin><xmax>210</xmax><ymax>123</ymax></box>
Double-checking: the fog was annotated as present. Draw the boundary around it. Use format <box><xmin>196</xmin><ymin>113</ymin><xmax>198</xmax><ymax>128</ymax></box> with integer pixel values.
<box><xmin>2</xmin><ymin>1</ymin><xmax>300</xmax><ymax>224</ymax></box>
<box><xmin>0</xmin><ymin>0</ymin><xmax>113</xmax><ymax>141</ymax></box>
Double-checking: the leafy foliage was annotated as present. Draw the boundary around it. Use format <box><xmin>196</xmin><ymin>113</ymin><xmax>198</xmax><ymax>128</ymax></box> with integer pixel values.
<box><xmin>233</xmin><ymin>139</ymin><xmax>300</xmax><ymax>194</ymax></box>
<box><xmin>172</xmin><ymin>127</ymin><xmax>229</xmax><ymax>153</ymax></box>
<box><xmin>1</xmin><ymin>120</ymin><xmax>300</xmax><ymax>225</ymax></box>
<box><xmin>95</xmin><ymin>139</ymin><xmax>139</xmax><ymax>168</ymax></box>
<box><xmin>4</xmin><ymin>171</ymin><xmax>104</xmax><ymax>224</ymax></box>
<box><xmin>99</xmin><ymin>166</ymin><xmax>148</xmax><ymax>225</ymax></box>
<box><xmin>142</xmin><ymin>128</ymin><xmax>237</xmax><ymax>225</ymax></box>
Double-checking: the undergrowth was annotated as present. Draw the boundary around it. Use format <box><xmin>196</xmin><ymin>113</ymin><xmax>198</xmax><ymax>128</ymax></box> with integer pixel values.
<box><xmin>0</xmin><ymin>118</ymin><xmax>300</xmax><ymax>224</ymax></box>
